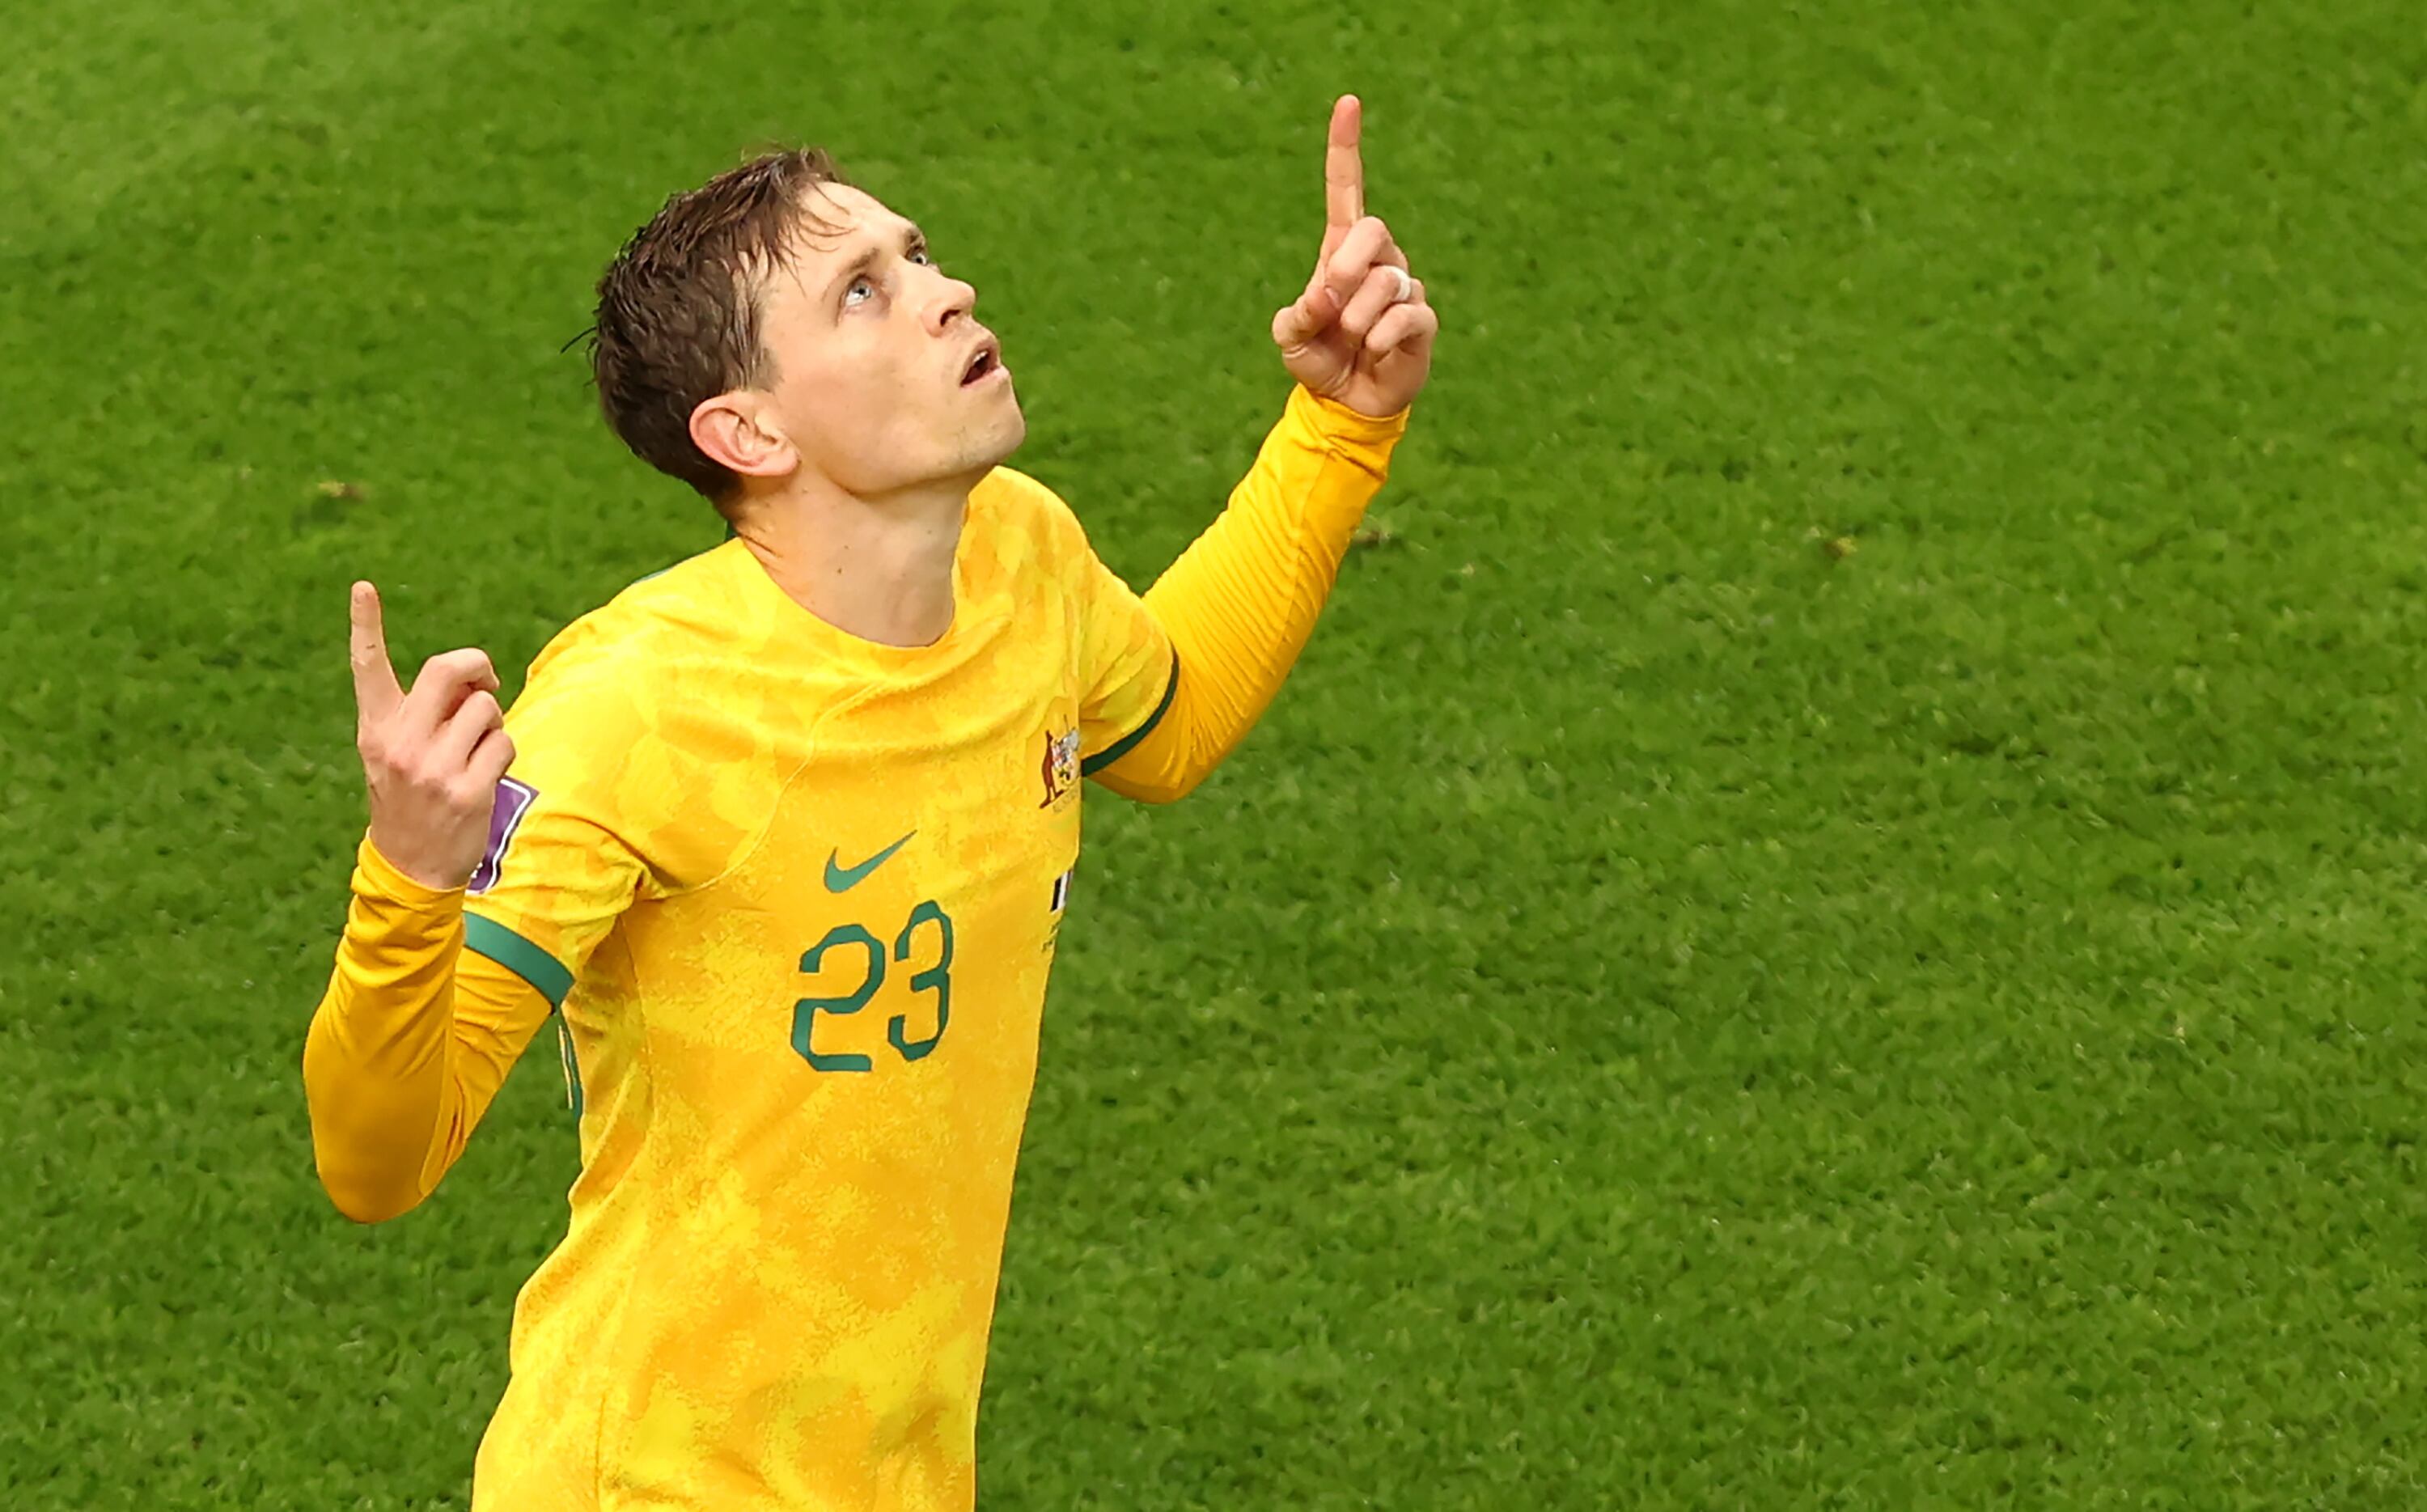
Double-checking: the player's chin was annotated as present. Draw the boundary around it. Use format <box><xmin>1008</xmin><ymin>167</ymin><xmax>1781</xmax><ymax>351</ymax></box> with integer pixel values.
<box><xmin>960</xmin><ymin>392</ymin><xmax>1027</xmax><ymax>469</ymax></box>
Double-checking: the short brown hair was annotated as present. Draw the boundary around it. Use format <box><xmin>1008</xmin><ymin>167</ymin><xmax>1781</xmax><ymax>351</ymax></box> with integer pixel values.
<box><xmin>589</xmin><ymin>148</ymin><xmax>849</xmax><ymax>510</ymax></box>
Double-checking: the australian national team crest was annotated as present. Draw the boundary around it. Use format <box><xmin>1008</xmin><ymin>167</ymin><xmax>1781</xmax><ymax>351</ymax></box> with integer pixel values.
<box><xmin>1039</xmin><ymin>725</ymin><xmax>1081</xmax><ymax>809</ymax></box>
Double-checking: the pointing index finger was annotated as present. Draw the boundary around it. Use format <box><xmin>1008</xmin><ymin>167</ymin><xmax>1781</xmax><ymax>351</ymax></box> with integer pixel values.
<box><xmin>1324</xmin><ymin>94</ymin><xmax>1364</xmax><ymax>232</ymax></box>
<box><xmin>349</xmin><ymin>580</ymin><xmax>403</xmax><ymax>719</ymax></box>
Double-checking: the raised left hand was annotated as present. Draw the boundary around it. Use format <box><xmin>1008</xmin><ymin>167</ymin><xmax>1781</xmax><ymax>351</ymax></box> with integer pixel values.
<box><xmin>1271</xmin><ymin>95</ymin><xmax>1438</xmax><ymax>419</ymax></box>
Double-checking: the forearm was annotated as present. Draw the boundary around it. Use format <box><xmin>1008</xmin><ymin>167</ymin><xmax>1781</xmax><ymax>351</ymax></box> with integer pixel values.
<box><xmin>1104</xmin><ymin>386</ymin><xmax>1408</xmax><ymax>801</ymax></box>
<box><xmin>301</xmin><ymin>837</ymin><xmax>510</xmax><ymax>1222</ymax></box>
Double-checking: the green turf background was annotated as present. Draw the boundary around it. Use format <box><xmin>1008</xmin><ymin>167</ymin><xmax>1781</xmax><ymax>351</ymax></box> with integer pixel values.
<box><xmin>6</xmin><ymin>0</ymin><xmax>2427</xmax><ymax>1505</ymax></box>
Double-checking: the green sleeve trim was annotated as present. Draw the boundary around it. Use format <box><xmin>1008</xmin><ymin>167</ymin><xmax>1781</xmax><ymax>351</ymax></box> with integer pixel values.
<box><xmin>1083</xmin><ymin>651</ymin><xmax>1181</xmax><ymax>777</ymax></box>
<box><xmin>464</xmin><ymin>914</ymin><xmax>574</xmax><ymax>1009</ymax></box>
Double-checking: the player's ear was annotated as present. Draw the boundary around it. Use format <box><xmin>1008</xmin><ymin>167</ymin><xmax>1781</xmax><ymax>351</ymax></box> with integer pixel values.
<box><xmin>690</xmin><ymin>392</ymin><xmax>797</xmax><ymax>481</ymax></box>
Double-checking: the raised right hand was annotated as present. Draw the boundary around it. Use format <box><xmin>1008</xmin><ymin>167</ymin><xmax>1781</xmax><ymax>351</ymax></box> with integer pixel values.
<box><xmin>349</xmin><ymin>581</ymin><xmax>516</xmax><ymax>892</ymax></box>
<box><xmin>1269</xmin><ymin>95</ymin><xmax>1438</xmax><ymax>418</ymax></box>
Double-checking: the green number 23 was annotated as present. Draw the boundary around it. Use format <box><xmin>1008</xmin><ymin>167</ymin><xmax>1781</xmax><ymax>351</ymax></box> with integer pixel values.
<box><xmin>791</xmin><ymin>901</ymin><xmax>955</xmax><ymax>1073</ymax></box>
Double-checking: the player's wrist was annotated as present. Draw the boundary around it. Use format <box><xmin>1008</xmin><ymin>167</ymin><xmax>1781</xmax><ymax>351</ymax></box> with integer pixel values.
<box><xmin>359</xmin><ymin>828</ymin><xmax>472</xmax><ymax>900</ymax></box>
<box><xmin>1288</xmin><ymin>383</ymin><xmax>1412</xmax><ymax>450</ymax></box>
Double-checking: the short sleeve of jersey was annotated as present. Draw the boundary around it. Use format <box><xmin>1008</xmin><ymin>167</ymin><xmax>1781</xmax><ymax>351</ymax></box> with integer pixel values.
<box><xmin>1071</xmin><ymin>546</ymin><xmax>1180</xmax><ymax>777</ymax></box>
<box><xmin>996</xmin><ymin>470</ymin><xmax>1179</xmax><ymax>777</ymax></box>
<box><xmin>460</xmin><ymin>637</ymin><xmax>659</xmax><ymax>1008</ymax></box>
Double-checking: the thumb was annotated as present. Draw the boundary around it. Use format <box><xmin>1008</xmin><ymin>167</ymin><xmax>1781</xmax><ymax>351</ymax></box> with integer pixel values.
<box><xmin>1271</xmin><ymin>284</ymin><xmax>1341</xmax><ymax>351</ymax></box>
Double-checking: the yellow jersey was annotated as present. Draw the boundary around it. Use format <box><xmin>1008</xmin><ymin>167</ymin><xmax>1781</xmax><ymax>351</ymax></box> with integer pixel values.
<box><xmin>303</xmin><ymin>385</ymin><xmax>1408</xmax><ymax>1510</ymax></box>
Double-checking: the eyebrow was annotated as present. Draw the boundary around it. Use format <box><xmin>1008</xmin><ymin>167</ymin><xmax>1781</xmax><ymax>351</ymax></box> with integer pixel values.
<box><xmin>823</xmin><ymin>224</ymin><xmax>928</xmax><ymax>312</ymax></box>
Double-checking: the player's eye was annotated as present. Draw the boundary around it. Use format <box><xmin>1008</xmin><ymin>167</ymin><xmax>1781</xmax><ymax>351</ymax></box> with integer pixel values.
<box><xmin>844</xmin><ymin>274</ymin><xmax>875</xmax><ymax>307</ymax></box>
<box><xmin>908</xmin><ymin>244</ymin><xmax>934</xmax><ymax>267</ymax></box>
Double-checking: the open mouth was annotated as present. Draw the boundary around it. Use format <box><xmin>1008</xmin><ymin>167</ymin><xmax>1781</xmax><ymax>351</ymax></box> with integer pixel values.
<box><xmin>961</xmin><ymin>342</ymin><xmax>1002</xmax><ymax>387</ymax></box>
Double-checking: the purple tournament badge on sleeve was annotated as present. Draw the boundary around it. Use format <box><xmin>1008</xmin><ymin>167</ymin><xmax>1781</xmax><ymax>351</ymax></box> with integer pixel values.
<box><xmin>468</xmin><ymin>777</ymin><xmax>538</xmax><ymax>895</ymax></box>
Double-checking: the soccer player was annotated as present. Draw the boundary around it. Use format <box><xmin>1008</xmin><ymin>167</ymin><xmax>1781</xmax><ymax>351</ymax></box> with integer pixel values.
<box><xmin>303</xmin><ymin>95</ymin><xmax>1434</xmax><ymax>1510</ymax></box>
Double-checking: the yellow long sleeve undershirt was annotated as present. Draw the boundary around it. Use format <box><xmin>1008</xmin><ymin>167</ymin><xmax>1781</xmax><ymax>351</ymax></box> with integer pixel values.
<box><xmin>303</xmin><ymin>383</ymin><xmax>1408</xmax><ymax>1221</ymax></box>
<box><xmin>303</xmin><ymin>842</ymin><xmax>540</xmax><ymax>1222</ymax></box>
<box><xmin>1096</xmin><ymin>384</ymin><xmax>1407</xmax><ymax>803</ymax></box>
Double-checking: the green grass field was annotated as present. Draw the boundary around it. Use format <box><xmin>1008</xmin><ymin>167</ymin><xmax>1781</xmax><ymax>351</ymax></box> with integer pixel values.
<box><xmin>6</xmin><ymin>0</ymin><xmax>2427</xmax><ymax>1505</ymax></box>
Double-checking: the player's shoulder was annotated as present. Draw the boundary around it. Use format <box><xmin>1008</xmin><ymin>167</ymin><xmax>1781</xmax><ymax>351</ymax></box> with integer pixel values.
<box><xmin>515</xmin><ymin>543</ymin><xmax>756</xmax><ymax>714</ymax></box>
<box><xmin>976</xmin><ymin>462</ymin><xmax>1079</xmax><ymax>528</ymax></box>
<box><xmin>547</xmin><ymin>542</ymin><xmax>759</xmax><ymax>654</ymax></box>
<box><xmin>972</xmin><ymin>463</ymin><xmax>1102</xmax><ymax>574</ymax></box>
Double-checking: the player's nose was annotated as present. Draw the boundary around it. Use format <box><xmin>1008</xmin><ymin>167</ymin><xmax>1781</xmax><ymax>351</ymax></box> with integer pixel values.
<box><xmin>922</xmin><ymin>269</ymin><xmax>977</xmax><ymax>336</ymax></box>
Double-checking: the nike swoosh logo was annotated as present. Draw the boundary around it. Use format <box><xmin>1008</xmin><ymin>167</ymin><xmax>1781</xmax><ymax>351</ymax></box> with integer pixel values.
<box><xmin>824</xmin><ymin>832</ymin><xmax>915</xmax><ymax>893</ymax></box>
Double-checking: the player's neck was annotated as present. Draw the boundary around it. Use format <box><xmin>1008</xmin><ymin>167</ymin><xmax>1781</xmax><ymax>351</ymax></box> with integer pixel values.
<box><xmin>738</xmin><ymin>476</ymin><xmax>970</xmax><ymax>650</ymax></box>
